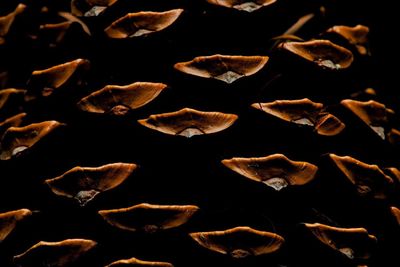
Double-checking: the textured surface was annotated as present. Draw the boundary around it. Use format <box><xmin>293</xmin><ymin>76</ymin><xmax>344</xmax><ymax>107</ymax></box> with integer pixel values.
<box><xmin>0</xmin><ymin>0</ymin><xmax>398</xmax><ymax>267</ymax></box>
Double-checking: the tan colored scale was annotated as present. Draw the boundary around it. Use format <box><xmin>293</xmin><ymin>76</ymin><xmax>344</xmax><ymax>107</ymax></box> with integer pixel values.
<box><xmin>385</xmin><ymin>167</ymin><xmax>400</xmax><ymax>183</ymax></box>
<box><xmin>39</xmin><ymin>12</ymin><xmax>91</xmax><ymax>46</ymax></box>
<box><xmin>190</xmin><ymin>226</ymin><xmax>285</xmax><ymax>258</ymax></box>
<box><xmin>174</xmin><ymin>54</ymin><xmax>269</xmax><ymax>83</ymax></box>
<box><xmin>105</xmin><ymin>9</ymin><xmax>184</xmax><ymax>38</ymax></box>
<box><xmin>105</xmin><ymin>257</ymin><xmax>173</xmax><ymax>267</ymax></box>
<box><xmin>252</xmin><ymin>98</ymin><xmax>345</xmax><ymax>136</ymax></box>
<box><xmin>222</xmin><ymin>154</ymin><xmax>318</xmax><ymax>190</ymax></box>
<box><xmin>27</xmin><ymin>58</ymin><xmax>90</xmax><ymax>98</ymax></box>
<box><xmin>99</xmin><ymin>203</ymin><xmax>199</xmax><ymax>233</ymax></box>
<box><xmin>388</xmin><ymin>128</ymin><xmax>400</xmax><ymax>144</ymax></box>
<box><xmin>138</xmin><ymin>108</ymin><xmax>238</xmax><ymax>138</ymax></box>
<box><xmin>0</xmin><ymin>120</ymin><xmax>64</xmax><ymax>160</ymax></box>
<box><xmin>327</xmin><ymin>25</ymin><xmax>369</xmax><ymax>55</ymax></box>
<box><xmin>0</xmin><ymin>113</ymin><xmax>26</xmax><ymax>134</ymax></box>
<box><xmin>13</xmin><ymin>239</ymin><xmax>97</xmax><ymax>267</ymax></box>
<box><xmin>304</xmin><ymin>223</ymin><xmax>377</xmax><ymax>259</ymax></box>
<box><xmin>391</xmin><ymin>207</ymin><xmax>400</xmax><ymax>226</ymax></box>
<box><xmin>341</xmin><ymin>99</ymin><xmax>394</xmax><ymax>140</ymax></box>
<box><xmin>0</xmin><ymin>4</ymin><xmax>26</xmax><ymax>45</ymax></box>
<box><xmin>78</xmin><ymin>82</ymin><xmax>167</xmax><ymax>116</ymax></box>
<box><xmin>206</xmin><ymin>0</ymin><xmax>277</xmax><ymax>12</ymax></box>
<box><xmin>279</xmin><ymin>40</ymin><xmax>354</xmax><ymax>70</ymax></box>
<box><xmin>71</xmin><ymin>0</ymin><xmax>118</xmax><ymax>17</ymax></box>
<box><xmin>0</xmin><ymin>88</ymin><xmax>26</xmax><ymax>111</ymax></box>
<box><xmin>329</xmin><ymin>154</ymin><xmax>394</xmax><ymax>199</ymax></box>
<box><xmin>0</xmin><ymin>209</ymin><xmax>32</xmax><ymax>242</ymax></box>
<box><xmin>45</xmin><ymin>163</ymin><xmax>138</xmax><ymax>206</ymax></box>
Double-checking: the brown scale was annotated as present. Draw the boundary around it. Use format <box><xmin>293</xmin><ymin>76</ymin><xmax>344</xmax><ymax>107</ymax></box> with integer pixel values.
<box><xmin>99</xmin><ymin>203</ymin><xmax>199</xmax><ymax>233</ymax></box>
<box><xmin>0</xmin><ymin>120</ymin><xmax>64</xmax><ymax>160</ymax></box>
<box><xmin>13</xmin><ymin>239</ymin><xmax>97</xmax><ymax>267</ymax></box>
<box><xmin>0</xmin><ymin>209</ymin><xmax>32</xmax><ymax>242</ymax></box>
<box><xmin>279</xmin><ymin>39</ymin><xmax>354</xmax><ymax>70</ymax></box>
<box><xmin>206</xmin><ymin>0</ymin><xmax>277</xmax><ymax>12</ymax></box>
<box><xmin>251</xmin><ymin>98</ymin><xmax>345</xmax><ymax>136</ymax></box>
<box><xmin>329</xmin><ymin>154</ymin><xmax>394</xmax><ymax>199</ymax></box>
<box><xmin>174</xmin><ymin>54</ymin><xmax>269</xmax><ymax>84</ymax></box>
<box><xmin>222</xmin><ymin>154</ymin><xmax>318</xmax><ymax>191</ymax></box>
<box><xmin>138</xmin><ymin>108</ymin><xmax>238</xmax><ymax>138</ymax></box>
<box><xmin>341</xmin><ymin>99</ymin><xmax>395</xmax><ymax>140</ymax></box>
<box><xmin>78</xmin><ymin>82</ymin><xmax>168</xmax><ymax>116</ymax></box>
<box><xmin>327</xmin><ymin>25</ymin><xmax>370</xmax><ymax>55</ymax></box>
<box><xmin>391</xmin><ymin>207</ymin><xmax>400</xmax><ymax>226</ymax></box>
<box><xmin>105</xmin><ymin>257</ymin><xmax>174</xmax><ymax>267</ymax></box>
<box><xmin>304</xmin><ymin>223</ymin><xmax>377</xmax><ymax>260</ymax></box>
<box><xmin>26</xmin><ymin>58</ymin><xmax>90</xmax><ymax>99</ymax></box>
<box><xmin>189</xmin><ymin>226</ymin><xmax>285</xmax><ymax>258</ymax></box>
<box><xmin>71</xmin><ymin>0</ymin><xmax>118</xmax><ymax>17</ymax></box>
<box><xmin>45</xmin><ymin>163</ymin><xmax>138</xmax><ymax>206</ymax></box>
<box><xmin>0</xmin><ymin>113</ymin><xmax>26</xmax><ymax>135</ymax></box>
<box><xmin>105</xmin><ymin>9</ymin><xmax>184</xmax><ymax>38</ymax></box>
<box><xmin>0</xmin><ymin>4</ymin><xmax>26</xmax><ymax>45</ymax></box>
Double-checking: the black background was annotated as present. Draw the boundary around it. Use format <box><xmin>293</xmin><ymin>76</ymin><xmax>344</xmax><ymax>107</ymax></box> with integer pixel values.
<box><xmin>0</xmin><ymin>0</ymin><xmax>399</xmax><ymax>266</ymax></box>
